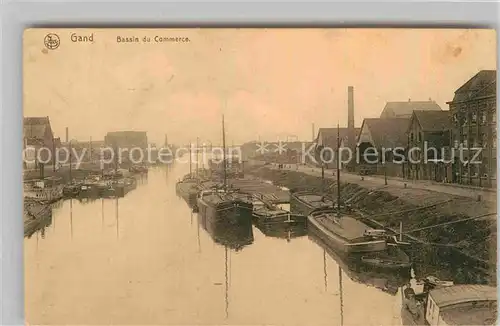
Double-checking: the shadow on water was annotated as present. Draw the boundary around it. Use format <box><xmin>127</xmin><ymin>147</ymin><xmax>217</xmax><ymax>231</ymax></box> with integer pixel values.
<box><xmin>308</xmin><ymin>231</ymin><xmax>410</xmax><ymax>296</ymax></box>
<box><xmin>253</xmin><ymin>222</ymin><xmax>308</xmax><ymax>242</ymax></box>
<box><xmin>195</xmin><ymin>211</ymin><xmax>248</xmax><ymax>319</ymax></box>
<box><xmin>197</xmin><ymin>213</ymin><xmax>254</xmax><ymax>252</ymax></box>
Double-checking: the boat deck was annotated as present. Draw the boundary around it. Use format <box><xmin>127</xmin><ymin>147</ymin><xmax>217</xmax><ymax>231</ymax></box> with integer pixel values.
<box><xmin>315</xmin><ymin>212</ymin><xmax>371</xmax><ymax>241</ymax></box>
<box><xmin>229</xmin><ymin>179</ymin><xmax>290</xmax><ymax>204</ymax></box>
<box><xmin>296</xmin><ymin>194</ymin><xmax>334</xmax><ymax>208</ymax></box>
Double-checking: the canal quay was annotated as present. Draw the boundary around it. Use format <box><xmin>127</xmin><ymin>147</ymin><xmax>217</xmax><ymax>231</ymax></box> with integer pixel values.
<box><xmin>26</xmin><ymin>164</ymin><xmax>410</xmax><ymax>326</ymax></box>
<box><xmin>24</xmin><ymin>161</ymin><xmax>495</xmax><ymax>326</ymax></box>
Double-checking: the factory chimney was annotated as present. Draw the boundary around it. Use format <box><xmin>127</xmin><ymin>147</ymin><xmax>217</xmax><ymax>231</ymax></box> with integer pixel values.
<box><xmin>65</xmin><ymin>127</ymin><xmax>69</xmax><ymax>143</ymax></box>
<box><xmin>347</xmin><ymin>86</ymin><xmax>355</xmax><ymax>171</ymax></box>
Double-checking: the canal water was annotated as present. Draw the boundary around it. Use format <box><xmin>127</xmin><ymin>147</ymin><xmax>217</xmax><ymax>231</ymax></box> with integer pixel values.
<box><xmin>25</xmin><ymin>165</ymin><xmax>409</xmax><ymax>326</ymax></box>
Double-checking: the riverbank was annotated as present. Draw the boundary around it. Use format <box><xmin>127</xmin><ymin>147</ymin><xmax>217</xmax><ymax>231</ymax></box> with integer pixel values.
<box><xmin>24</xmin><ymin>199</ymin><xmax>52</xmax><ymax>237</ymax></box>
<box><xmin>246</xmin><ymin>164</ymin><xmax>497</xmax><ymax>284</ymax></box>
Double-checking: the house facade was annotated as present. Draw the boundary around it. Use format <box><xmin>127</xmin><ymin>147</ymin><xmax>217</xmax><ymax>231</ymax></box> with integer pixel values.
<box><xmin>23</xmin><ymin>117</ymin><xmax>55</xmax><ymax>169</ymax></box>
<box><xmin>356</xmin><ymin>118</ymin><xmax>409</xmax><ymax>177</ymax></box>
<box><xmin>315</xmin><ymin>127</ymin><xmax>360</xmax><ymax>170</ymax></box>
<box><xmin>447</xmin><ymin>70</ymin><xmax>496</xmax><ymax>188</ymax></box>
<box><xmin>407</xmin><ymin>110</ymin><xmax>452</xmax><ymax>182</ymax></box>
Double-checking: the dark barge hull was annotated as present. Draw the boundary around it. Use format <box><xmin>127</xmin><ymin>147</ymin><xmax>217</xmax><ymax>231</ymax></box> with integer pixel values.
<box><xmin>253</xmin><ymin>212</ymin><xmax>307</xmax><ymax>225</ymax></box>
<box><xmin>197</xmin><ymin>198</ymin><xmax>253</xmax><ymax>226</ymax></box>
<box><xmin>175</xmin><ymin>183</ymin><xmax>199</xmax><ymax>207</ymax></box>
<box><xmin>308</xmin><ymin>214</ymin><xmax>411</xmax><ymax>272</ymax></box>
<box><xmin>290</xmin><ymin>193</ymin><xmax>315</xmax><ymax>216</ymax></box>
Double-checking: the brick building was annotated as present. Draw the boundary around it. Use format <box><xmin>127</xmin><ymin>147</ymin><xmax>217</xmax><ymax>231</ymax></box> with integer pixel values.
<box><xmin>447</xmin><ymin>70</ymin><xmax>497</xmax><ymax>188</ymax></box>
<box><xmin>23</xmin><ymin>117</ymin><xmax>55</xmax><ymax>169</ymax></box>
<box><xmin>356</xmin><ymin>118</ymin><xmax>409</xmax><ymax>177</ymax></box>
<box><xmin>406</xmin><ymin>110</ymin><xmax>452</xmax><ymax>182</ymax></box>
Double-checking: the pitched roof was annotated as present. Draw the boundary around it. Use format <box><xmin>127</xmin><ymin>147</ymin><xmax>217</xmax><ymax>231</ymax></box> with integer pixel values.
<box><xmin>316</xmin><ymin>127</ymin><xmax>361</xmax><ymax>149</ymax></box>
<box><xmin>358</xmin><ymin>118</ymin><xmax>410</xmax><ymax>148</ymax></box>
<box><xmin>381</xmin><ymin>100</ymin><xmax>442</xmax><ymax>118</ymax></box>
<box><xmin>451</xmin><ymin>70</ymin><xmax>496</xmax><ymax>103</ymax></box>
<box><xmin>23</xmin><ymin>117</ymin><xmax>51</xmax><ymax>141</ymax></box>
<box><xmin>413</xmin><ymin>110</ymin><xmax>452</xmax><ymax>132</ymax></box>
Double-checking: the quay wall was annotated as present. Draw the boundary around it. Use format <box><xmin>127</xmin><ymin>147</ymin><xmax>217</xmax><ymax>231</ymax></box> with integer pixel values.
<box><xmin>247</xmin><ymin>166</ymin><xmax>497</xmax><ymax>284</ymax></box>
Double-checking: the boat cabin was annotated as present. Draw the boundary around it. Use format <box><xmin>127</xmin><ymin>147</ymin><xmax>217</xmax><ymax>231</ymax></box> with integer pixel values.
<box><xmin>404</xmin><ymin>282</ymin><xmax>497</xmax><ymax>326</ymax></box>
<box><xmin>425</xmin><ymin>285</ymin><xmax>497</xmax><ymax>325</ymax></box>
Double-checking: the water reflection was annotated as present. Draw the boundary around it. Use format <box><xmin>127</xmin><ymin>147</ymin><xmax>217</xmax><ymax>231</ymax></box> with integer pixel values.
<box><xmin>69</xmin><ymin>198</ymin><xmax>73</xmax><ymax>239</ymax></box>
<box><xmin>254</xmin><ymin>223</ymin><xmax>307</xmax><ymax>241</ymax></box>
<box><xmin>24</xmin><ymin>166</ymin><xmax>468</xmax><ymax>326</ymax></box>
<box><xmin>309</xmin><ymin>232</ymin><xmax>410</xmax><ymax>296</ymax></box>
<box><xmin>115</xmin><ymin>197</ymin><xmax>119</xmax><ymax>239</ymax></box>
<box><xmin>198</xmin><ymin>213</ymin><xmax>254</xmax><ymax>251</ymax></box>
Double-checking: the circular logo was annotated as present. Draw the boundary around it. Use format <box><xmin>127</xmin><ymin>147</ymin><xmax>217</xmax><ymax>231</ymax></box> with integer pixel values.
<box><xmin>44</xmin><ymin>33</ymin><xmax>60</xmax><ymax>50</ymax></box>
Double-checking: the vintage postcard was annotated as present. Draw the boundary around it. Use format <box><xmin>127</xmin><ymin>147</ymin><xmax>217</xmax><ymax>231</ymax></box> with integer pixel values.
<box><xmin>23</xmin><ymin>28</ymin><xmax>497</xmax><ymax>325</ymax></box>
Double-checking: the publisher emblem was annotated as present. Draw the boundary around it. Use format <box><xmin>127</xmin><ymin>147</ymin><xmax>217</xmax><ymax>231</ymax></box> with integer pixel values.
<box><xmin>44</xmin><ymin>33</ymin><xmax>60</xmax><ymax>50</ymax></box>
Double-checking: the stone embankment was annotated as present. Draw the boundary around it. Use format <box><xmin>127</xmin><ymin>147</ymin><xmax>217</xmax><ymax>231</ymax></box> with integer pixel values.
<box><xmin>247</xmin><ymin>165</ymin><xmax>497</xmax><ymax>284</ymax></box>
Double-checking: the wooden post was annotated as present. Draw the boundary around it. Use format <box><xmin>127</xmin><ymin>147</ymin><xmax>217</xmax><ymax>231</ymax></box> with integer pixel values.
<box><xmin>52</xmin><ymin>137</ymin><xmax>56</xmax><ymax>172</ymax></box>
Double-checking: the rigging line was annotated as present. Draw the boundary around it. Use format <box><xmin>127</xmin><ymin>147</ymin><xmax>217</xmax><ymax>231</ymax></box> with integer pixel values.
<box><xmin>367</xmin><ymin>199</ymin><xmax>454</xmax><ymax>218</ymax></box>
<box><xmin>405</xmin><ymin>212</ymin><xmax>497</xmax><ymax>234</ymax></box>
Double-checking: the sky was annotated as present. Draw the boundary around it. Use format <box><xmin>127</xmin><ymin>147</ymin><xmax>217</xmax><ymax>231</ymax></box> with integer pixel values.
<box><xmin>24</xmin><ymin>28</ymin><xmax>496</xmax><ymax>146</ymax></box>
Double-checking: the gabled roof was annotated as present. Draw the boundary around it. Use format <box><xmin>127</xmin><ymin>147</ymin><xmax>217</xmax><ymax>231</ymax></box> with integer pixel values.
<box><xmin>316</xmin><ymin>127</ymin><xmax>361</xmax><ymax>149</ymax></box>
<box><xmin>451</xmin><ymin>70</ymin><xmax>496</xmax><ymax>103</ymax></box>
<box><xmin>381</xmin><ymin>100</ymin><xmax>442</xmax><ymax>118</ymax></box>
<box><xmin>412</xmin><ymin>110</ymin><xmax>452</xmax><ymax>132</ymax></box>
<box><xmin>357</xmin><ymin>118</ymin><xmax>410</xmax><ymax>148</ymax></box>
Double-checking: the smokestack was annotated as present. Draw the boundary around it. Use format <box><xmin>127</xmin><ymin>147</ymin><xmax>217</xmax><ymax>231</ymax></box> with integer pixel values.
<box><xmin>347</xmin><ymin>86</ymin><xmax>355</xmax><ymax>170</ymax></box>
<box><xmin>65</xmin><ymin>127</ymin><xmax>69</xmax><ymax>143</ymax></box>
<box><xmin>312</xmin><ymin>123</ymin><xmax>315</xmax><ymax>142</ymax></box>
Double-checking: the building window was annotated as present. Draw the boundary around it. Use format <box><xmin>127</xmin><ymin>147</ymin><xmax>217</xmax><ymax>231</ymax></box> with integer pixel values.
<box><xmin>410</xmin><ymin>133</ymin><xmax>414</xmax><ymax>142</ymax></box>
<box><xmin>493</xmin><ymin>133</ymin><xmax>497</xmax><ymax>149</ymax></box>
<box><xmin>463</xmin><ymin>139</ymin><xmax>468</xmax><ymax>148</ymax></box>
<box><xmin>418</xmin><ymin>132</ymin><xmax>422</xmax><ymax>142</ymax></box>
<box><xmin>472</xmin><ymin>112</ymin><xmax>477</xmax><ymax>123</ymax></box>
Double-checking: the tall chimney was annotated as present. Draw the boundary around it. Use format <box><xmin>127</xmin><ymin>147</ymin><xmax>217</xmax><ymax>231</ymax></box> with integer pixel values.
<box><xmin>65</xmin><ymin>127</ymin><xmax>69</xmax><ymax>143</ymax></box>
<box><xmin>312</xmin><ymin>123</ymin><xmax>316</xmax><ymax>142</ymax></box>
<box><xmin>347</xmin><ymin>86</ymin><xmax>355</xmax><ymax>170</ymax></box>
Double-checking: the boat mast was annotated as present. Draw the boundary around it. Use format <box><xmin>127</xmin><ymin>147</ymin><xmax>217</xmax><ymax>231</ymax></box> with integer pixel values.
<box><xmin>336</xmin><ymin>123</ymin><xmax>341</xmax><ymax>218</ymax></box>
<box><xmin>189</xmin><ymin>141</ymin><xmax>192</xmax><ymax>177</ymax></box>
<box><xmin>196</xmin><ymin>137</ymin><xmax>199</xmax><ymax>177</ymax></box>
<box><xmin>222</xmin><ymin>115</ymin><xmax>227</xmax><ymax>190</ymax></box>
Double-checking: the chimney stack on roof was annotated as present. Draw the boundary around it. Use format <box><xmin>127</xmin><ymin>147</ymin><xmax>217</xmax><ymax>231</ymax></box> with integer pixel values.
<box><xmin>408</xmin><ymin>98</ymin><xmax>411</xmax><ymax>102</ymax></box>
